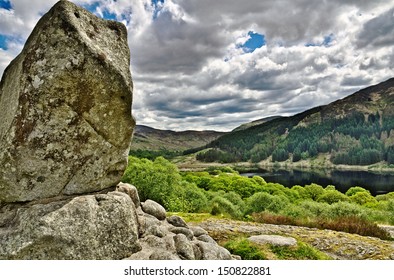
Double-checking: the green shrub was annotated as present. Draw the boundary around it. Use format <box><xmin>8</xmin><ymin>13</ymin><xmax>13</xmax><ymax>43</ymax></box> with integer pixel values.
<box><xmin>327</xmin><ymin>201</ymin><xmax>366</xmax><ymax>219</ymax></box>
<box><xmin>345</xmin><ymin>186</ymin><xmax>370</xmax><ymax>197</ymax></box>
<box><xmin>181</xmin><ymin>181</ymin><xmax>209</xmax><ymax>212</ymax></box>
<box><xmin>210</xmin><ymin>196</ymin><xmax>241</xmax><ymax>218</ymax></box>
<box><xmin>224</xmin><ymin>238</ymin><xmax>266</xmax><ymax>260</ymax></box>
<box><xmin>299</xmin><ymin>201</ymin><xmax>330</xmax><ymax>218</ymax></box>
<box><xmin>122</xmin><ymin>156</ymin><xmax>182</xmax><ymax>209</ymax></box>
<box><xmin>266</xmin><ymin>195</ymin><xmax>290</xmax><ymax>213</ymax></box>
<box><xmin>304</xmin><ymin>183</ymin><xmax>325</xmax><ymax>201</ymax></box>
<box><xmin>223</xmin><ymin>191</ymin><xmax>245</xmax><ymax>210</ymax></box>
<box><xmin>376</xmin><ymin>192</ymin><xmax>394</xmax><ymax>202</ymax></box>
<box><xmin>317</xmin><ymin>190</ymin><xmax>349</xmax><ymax>204</ymax></box>
<box><xmin>252</xmin><ymin>176</ymin><xmax>267</xmax><ymax>186</ymax></box>
<box><xmin>245</xmin><ymin>192</ymin><xmax>274</xmax><ymax>215</ymax></box>
<box><xmin>349</xmin><ymin>191</ymin><xmax>377</xmax><ymax>206</ymax></box>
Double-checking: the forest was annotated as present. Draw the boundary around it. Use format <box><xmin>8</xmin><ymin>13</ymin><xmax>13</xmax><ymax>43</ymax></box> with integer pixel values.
<box><xmin>195</xmin><ymin>112</ymin><xmax>394</xmax><ymax>166</ymax></box>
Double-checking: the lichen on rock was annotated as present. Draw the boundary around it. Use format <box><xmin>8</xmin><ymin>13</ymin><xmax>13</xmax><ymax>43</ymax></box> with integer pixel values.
<box><xmin>0</xmin><ymin>0</ymin><xmax>134</xmax><ymax>203</ymax></box>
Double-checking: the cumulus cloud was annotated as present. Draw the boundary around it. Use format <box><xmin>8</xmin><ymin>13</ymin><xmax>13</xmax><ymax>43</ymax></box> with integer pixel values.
<box><xmin>1</xmin><ymin>0</ymin><xmax>394</xmax><ymax>131</ymax></box>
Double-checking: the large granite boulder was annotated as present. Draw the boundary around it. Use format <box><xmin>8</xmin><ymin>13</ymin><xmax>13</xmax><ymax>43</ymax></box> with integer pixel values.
<box><xmin>0</xmin><ymin>191</ymin><xmax>140</xmax><ymax>259</ymax></box>
<box><xmin>0</xmin><ymin>0</ymin><xmax>134</xmax><ymax>203</ymax></box>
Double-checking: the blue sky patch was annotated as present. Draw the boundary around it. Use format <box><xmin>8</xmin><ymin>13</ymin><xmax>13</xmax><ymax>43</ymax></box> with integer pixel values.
<box><xmin>0</xmin><ymin>0</ymin><xmax>12</xmax><ymax>10</ymax></box>
<box><xmin>0</xmin><ymin>34</ymin><xmax>9</xmax><ymax>50</ymax></box>
<box><xmin>305</xmin><ymin>33</ymin><xmax>334</xmax><ymax>47</ymax></box>
<box><xmin>241</xmin><ymin>31</ymin><xmax>266</xmax><ymax>53</ymax></box>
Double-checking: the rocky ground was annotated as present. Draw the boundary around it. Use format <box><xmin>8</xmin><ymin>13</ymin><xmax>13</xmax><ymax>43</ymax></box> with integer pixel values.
<box><xmin>191</xmin><ymin>219</ymin><xmax>394</xmax><ymax>260</ymax></box>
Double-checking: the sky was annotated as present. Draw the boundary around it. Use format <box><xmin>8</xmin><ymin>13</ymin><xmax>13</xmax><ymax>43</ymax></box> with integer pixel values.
<box><xmin>1</xmin><ymin>0</ymin><xmax>394</xmax><ymax>131</ymax></box>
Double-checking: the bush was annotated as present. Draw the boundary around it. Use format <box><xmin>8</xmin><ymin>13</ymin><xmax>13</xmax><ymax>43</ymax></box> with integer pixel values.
<box><xmin>266</xmin><ymin>195</ymin><xmax>290</xmax><ymax>213</ymax></box>
<box><xmin>349</xmin><ymin>191</ymin><xmax>377</xmax><ymax>206</ymax></box>
<box><xmin>299</xmin><ymin>201</ymin><xmax>330</xmax><ymax>218</ymax></box>
<box><xmin>223</xmin><ymin>192</ymin><xmax>245</xmax><ymax>211</ymax></box>
<box><xmin>327</xmin><ymin>201</ymin><xmax>366</xmax><ymax>219</ymax></box>
<box><xmin>304</xmin><ymin>184</ymin><xmax>325</xmax><ymax>201</ymax></box>
<box><xmin>122</xmin><ymin>156</ymin><xmax>182</xmax><ymax>209</ymax></box>
<box><xmin>210</xmin><ymin>196</ymin><xmax>241</xmax><ymax>219</ymax></box>
<box><xmin>317</xmin><ymin>190</ymin><xmax>349</xmax><ymax>204</ymax></box>
<box><xmin>345</xmin><ymin>186</ymin><xmax>370</xmax><ymax>197</ymax></box>
<box><xmin>245</xmin><ymin>192</ymin><xmax>274</xmax><ymax>215</ymax></box>
<box><xmin>181</xmin><ymin>181</ymin><xmax>209</xmax><ymax>212</ymax></box>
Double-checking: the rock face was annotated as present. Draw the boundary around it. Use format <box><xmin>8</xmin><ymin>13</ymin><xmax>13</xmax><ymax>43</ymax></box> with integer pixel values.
<box><xmin>0</xmin><ymin>183</ymin><xmax>236</xmax><ymax>260</ymax></box>
<box><xmin>0</xmin><ymin>0</ymin><xmax>134</xmax><ymax>203</ymax></box>
<box><xmin>0</xmin><ymin>190</ymin><xmax>140</xmax><ymax>259</ymax></box>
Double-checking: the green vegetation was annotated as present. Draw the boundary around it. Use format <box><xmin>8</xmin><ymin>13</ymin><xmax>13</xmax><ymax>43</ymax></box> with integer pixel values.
<box><xmin>269</xmin><ymin>241</ymin><xmax>331</xmax><ymax>260</ymax></box>
<box><xmin>224</xmin><ymin>238</ymin><xmax>267</xmax><ymax>260</ymax></box>
<box><xmin>122</xmin><ymin>156</ymin><xmax>394</xmax><ymax>240</ymax></box>
<box><xmin>223</xmin><ymin>238</ymin><xmax>330</xmax><ymax>260</ymax></box>
<box><xmin>195</xmin><ymin>109</ymin><xmax>394</xmax><ymax>166</ymax></box>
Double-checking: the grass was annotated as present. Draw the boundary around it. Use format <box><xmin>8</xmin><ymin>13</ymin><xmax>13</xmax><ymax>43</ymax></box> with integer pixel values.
<box><xmin>224</xmin><ymin>238</ymin><xmax>267</xmax><ymax>260</ymax></box>
<box><xmin>270</xmin><ymin>241</ymin><xmax>331</xmax><ymax>260</ymax></box>
<box><xmin>224</xmin><ymin>237</ymin><xmax>331</xmax><ymax>260</ymax></box>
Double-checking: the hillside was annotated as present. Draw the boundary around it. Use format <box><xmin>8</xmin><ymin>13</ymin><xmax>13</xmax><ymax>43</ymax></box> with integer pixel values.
<box><xmin>232</xmin><ymin>116</ymin><xmax>281</xmax><ymax>132</ymax></box>
<box><xmin>196</xmin><ymin>78</ymin><xmax>394</xmax><ymax>166</ymax></box>
<box><xmin>130</xmin><ymin>125</ymin><xmax>226</xmax><ymax>152</ymax></box>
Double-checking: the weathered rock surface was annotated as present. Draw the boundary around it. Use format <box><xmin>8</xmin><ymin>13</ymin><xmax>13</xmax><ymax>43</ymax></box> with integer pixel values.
<box><xmin>0</xmin><ymin>191</ymin><xmax>140</xmax><ymax>259</ymax></box>
<box><xmin>0</xmin><ymin>0</ymin><xmax>134</xmax><ymax>203</ymax></box>
<box><xmin>248</xmin><ymin>235</ymin><xmax>297</xmax><ymax>246</ymax></box>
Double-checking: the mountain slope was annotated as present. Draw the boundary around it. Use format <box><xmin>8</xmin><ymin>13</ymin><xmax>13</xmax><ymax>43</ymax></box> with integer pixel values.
<box><xmin>130</xmin><ymin>125</ymin><xmax>226</xmax><ymax>151</ymax></box>
<box><xmin>198</xmin><ymin>78</ymin><xmax>394</xmax><ymax>165</ymax></box>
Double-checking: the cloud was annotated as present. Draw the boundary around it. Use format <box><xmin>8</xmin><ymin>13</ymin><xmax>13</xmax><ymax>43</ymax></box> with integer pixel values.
<box><xmin>357</xmin><ymin>7</ymin><xmax>394</xmax><ymax>48</ymax></box>
<box><xmin>1</xmin><ymin>0</ymin><xmax>394</xmax><ymax>131</ymax></box>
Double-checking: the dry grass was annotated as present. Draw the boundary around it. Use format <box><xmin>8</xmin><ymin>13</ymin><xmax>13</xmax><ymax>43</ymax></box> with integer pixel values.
<box><xmin>252</xmin><ymin>212</ymin><xmax>392</xmax><ymax>240</ymax></box>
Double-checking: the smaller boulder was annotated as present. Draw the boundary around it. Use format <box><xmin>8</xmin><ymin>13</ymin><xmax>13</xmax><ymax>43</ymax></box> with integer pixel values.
<box><xmin>141</xmin><ymin>199</ymin><xmax>166</xmax><ymax>220</ymax></box>
<box><xmin>116</xmin><ymin>183</ymin><xmax>140</xmax><ymax>207</ymax></box>
<box><xmin>174</xmin><ymin>234</ymin><xmax>195</xmax><ymax>260</ymax></box>
<box><xmin>167</xmin><ymin>216</ymin><xmax>188</xmax><ymax>228</ymax></box>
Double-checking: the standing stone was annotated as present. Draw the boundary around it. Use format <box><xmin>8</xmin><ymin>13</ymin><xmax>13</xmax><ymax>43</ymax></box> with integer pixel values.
<box><xmin>0</xmin><ymin>0</ymin><xmax>134</xmax><ymax>202</ymax></box>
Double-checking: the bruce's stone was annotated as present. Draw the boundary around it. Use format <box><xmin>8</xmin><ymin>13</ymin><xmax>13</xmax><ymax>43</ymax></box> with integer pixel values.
<box><xmin>0</xmin><ymin>0</ymin><xmax>134</xmax><ymax>202</ymax></box>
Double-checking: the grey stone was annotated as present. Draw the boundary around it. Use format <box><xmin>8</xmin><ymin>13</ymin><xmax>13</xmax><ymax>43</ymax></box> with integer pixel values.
<box><xmin>149</xmin><ymin>250</ymin><xmax>180</xmax><ymax>260</ymax></box>
<box><xmin>116</xmin><ymin>182</ymin><xmax>140</xmax><ymax>207</ymax></box>
<box><xmin>0</xmin><ymin>0</ymin><xmax>134</xmax><ymax>203</ymax></box>
<box><xmin>195</xmin><ymin>241</ymin><xmax>232</xmax><ymax>260</ymax></box>
<box><xmin>167</xmin><ymin>216</ymin><xmax>188</xmax><ymax>228</ymax></box>
<box><xmin>197</xmin><ymin>234</ymin><xmax>217</xmax><ymax>244</ymax></box>
<box><xmin>190</xmin><ymin>226</ymin><xmax>208</xmax><ymax>237</ymax></box>
<box><xmin>170</xmin><ymin>227</ymin><xmax>194</xmax><ymax>241</ymax></box>
<box><xmin>174</xmin><ymin>234</ymin><xmax>195</xmax><ymax>260</ymax></box>
<box><xmin>141</xmin><ymin>200</ymin><xmax>166</xmax><ymax>220</ymax></box>
<box><xmin>248</xmin><ymin>235</ymin><xmax>297</xmax><ymax>247</ymax></box>
<box><xmin>0</xmin><ymin>192</ymin><xmax>139</xmax><ymax>259</ymax></box>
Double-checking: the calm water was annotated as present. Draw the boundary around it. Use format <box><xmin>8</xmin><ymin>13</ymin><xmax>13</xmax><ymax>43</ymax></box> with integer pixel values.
<box><xmin>242</xmin><ymin>169</ymin><xmax>394</xmax><ymax>196</ymax></box>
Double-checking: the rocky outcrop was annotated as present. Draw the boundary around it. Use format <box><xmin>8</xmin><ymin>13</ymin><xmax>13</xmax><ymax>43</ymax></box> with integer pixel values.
<box><xmin>125</xmin><ymin>187</ymin><xmax>234</xmax><ymax>260</ymax></box>
<box><xmin>0</xmin><ymin>190</ymin><xmax>140</xmax><ymax>259</ymax></box>
<box><xmin>0</xmin><ymin>183</ymin><xmax>235</xmax><ymax>260</ymax></box>
<box><xmin>0</xmin><ymin>0</ymin><xmax>134</xmax><ymax>203</ymax></box>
